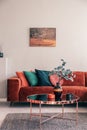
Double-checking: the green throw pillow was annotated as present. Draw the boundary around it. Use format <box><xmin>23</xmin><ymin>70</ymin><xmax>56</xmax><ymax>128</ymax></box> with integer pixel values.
<box><xmin>24</xmin><ymin>71</ymin><xmax>38</xmax><ymax>86</ymax></box>
<box><xmin>27</xmin><ymin>95</ymin><xmax>37</xmax><ymax>100</ymax></box>
<box><xmin>35</xmin><ymin>69</ymin><xmax>52</xmax><ymax>86</ymax></box>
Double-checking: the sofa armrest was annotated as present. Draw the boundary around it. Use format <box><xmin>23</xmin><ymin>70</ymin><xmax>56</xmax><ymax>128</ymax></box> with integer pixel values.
<box><xmin>7</xmin><ymin>77</ymin><xmax>22</xmax><ymax>102</ymax></box>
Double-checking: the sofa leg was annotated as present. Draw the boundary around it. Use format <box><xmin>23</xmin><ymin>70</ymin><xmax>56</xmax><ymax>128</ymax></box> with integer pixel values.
<box><xmin>10</xmin><ymin>102</ymin><xmax>14</xmax><ymax>106</ymax></box>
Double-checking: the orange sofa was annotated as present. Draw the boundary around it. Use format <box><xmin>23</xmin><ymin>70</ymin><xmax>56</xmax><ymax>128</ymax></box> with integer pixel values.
<box><xmin>7</xmin><ymin>71</ymin><xmax>87</xmax><ymax>103</ymax></box>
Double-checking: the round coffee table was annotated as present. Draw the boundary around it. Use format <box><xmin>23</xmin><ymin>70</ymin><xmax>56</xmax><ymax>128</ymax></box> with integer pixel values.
<box><xmin>27</xmin><ymin>93</ymin><xmax>79</xmax><ymax>126</ymax></box>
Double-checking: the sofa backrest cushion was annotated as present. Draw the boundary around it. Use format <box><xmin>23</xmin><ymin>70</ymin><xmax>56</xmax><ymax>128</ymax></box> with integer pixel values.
<box><xmin>16</xmin><ymin>72</ymin><xmax>29</xmax><ymax>87</ymax></box>
<box><xmin>62</xmin><ymin>71</ymin><xmax>85</xmax><ymax>86</ymax></box>
<box><xmin>85</xmin><ymin>72</ymin><xmax>87</xmax><ymax>87</ymax></box>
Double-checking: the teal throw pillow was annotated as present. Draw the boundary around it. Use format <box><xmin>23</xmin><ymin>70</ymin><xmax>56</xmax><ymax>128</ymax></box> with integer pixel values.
<box><xmin>35</xmin><ymin>69</ymin><xmax>52</xmax><ymax>86</ymax></box>
<box><xmin>37</xmin><ymin>94</ymin><xmax>47</xmax><ymax>101</ymax></box>
<box><xmin>24</xmin><ymin>71</ymin><xmax>38</xmax><ymax>86</ymax></box>
<box><xmin>27</xmin><ymin>95</ymin><xmax>37</xmax><ymax>100</ymax></box>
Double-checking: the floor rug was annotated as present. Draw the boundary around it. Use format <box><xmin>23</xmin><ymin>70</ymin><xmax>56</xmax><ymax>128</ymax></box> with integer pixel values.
<box><xmin>0</xmin><ymin>113</ymin><xmax>87</xmax><ymax>130</ymax></box>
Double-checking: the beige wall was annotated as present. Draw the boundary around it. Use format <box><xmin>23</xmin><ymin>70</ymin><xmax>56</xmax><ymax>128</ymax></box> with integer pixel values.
<box><xmin>0</xmin><ymin>0</ymin><xmax>87</xmax><ymax>77</ymax></box>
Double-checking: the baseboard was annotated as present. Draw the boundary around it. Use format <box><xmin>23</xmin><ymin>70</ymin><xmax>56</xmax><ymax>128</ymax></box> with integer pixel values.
<box><xmin>0</xmin><ymin>98</ymin><xmax>7</xmax><ymax>102</ymax></box>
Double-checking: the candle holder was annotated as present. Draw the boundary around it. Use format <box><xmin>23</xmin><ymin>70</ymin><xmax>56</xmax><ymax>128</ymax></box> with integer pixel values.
<box><xmin>48</xmin><ymin>94</ymin><xmax>55</xmax><ymax>101</ymax></box>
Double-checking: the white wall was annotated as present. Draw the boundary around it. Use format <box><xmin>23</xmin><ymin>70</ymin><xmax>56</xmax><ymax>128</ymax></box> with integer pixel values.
<box><xmin>0</xmin><ymin>58</ymin><xmax>7</xmax><ymax>98</ymax></box>
<box><xmin>0</xmin><ymin>0</ymin><xmax>87</xmax><ymax>97</ymax></box>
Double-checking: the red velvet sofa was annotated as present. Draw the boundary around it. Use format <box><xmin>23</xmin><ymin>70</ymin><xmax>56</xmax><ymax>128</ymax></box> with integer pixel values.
<box><xmin>7</xmin><ymin>71</ymin><xmax>87</xmax><ymax>103</ymax></box>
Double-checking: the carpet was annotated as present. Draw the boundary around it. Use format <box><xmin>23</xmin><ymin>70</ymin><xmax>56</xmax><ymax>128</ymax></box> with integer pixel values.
<box><xmin>0</xmin><ymin>113</ymin><xmax>87</xmax><ymax>130</ymax></box>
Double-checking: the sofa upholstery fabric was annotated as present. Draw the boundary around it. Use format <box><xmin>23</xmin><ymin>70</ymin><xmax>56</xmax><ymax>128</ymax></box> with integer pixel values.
<box><xmin>63</xmin><ymin>71</ymin><xmax>85</xmax><ymax>86</ymax></box>
<box><xmin>16</xmin><ymin>72</ymin><xmax>29</xmax><ymax>87</ymax></box>
<box><xmin>7</xmin><ymin>71</ymin><xmax>87</xmax><ymax>102</ymax></box>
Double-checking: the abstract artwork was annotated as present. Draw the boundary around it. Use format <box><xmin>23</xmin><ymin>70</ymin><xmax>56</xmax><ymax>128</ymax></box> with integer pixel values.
<box><xmin>30</xmin><ymin>28</ymin><xmax>56</xmax><ymax>47</ymax></box>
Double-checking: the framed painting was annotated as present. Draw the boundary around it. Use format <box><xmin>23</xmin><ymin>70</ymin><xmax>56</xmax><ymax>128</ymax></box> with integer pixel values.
<box><xmin>30</xmin><ymin>28</ymin><xmax>56</xmax><ymax>47</ymax></box>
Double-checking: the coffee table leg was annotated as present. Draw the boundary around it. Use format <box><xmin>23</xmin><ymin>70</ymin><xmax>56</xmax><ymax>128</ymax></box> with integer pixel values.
<box><xmin>39</xmin><ymin>103</ymin><xmax>42</xmax><ymax>124</ymax></box>
<box><xmin>30</xmin><ymin>102</ymin><xmax>32</xmax><ymax>119</ymax></box>
<box><xmin>62</xmin><ymin>104</ymin><xmax>64</xmax><ymax>117</ymax></box>
<box><xmin>76</xmin><ymin>101</ymin><xmax>78</xmax><ymax>125</ymax></box>
<box><xmin>39</xmin><ymin>103</ymin><xmax>42</xmax><ymax>130</ymax></box>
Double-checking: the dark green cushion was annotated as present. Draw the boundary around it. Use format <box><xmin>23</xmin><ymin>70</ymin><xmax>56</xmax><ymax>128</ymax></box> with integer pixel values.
<box><xmin>35</xmin><ymin>69</ymin><xmax>52</xmax><ymax>86</ymax></box>
<box><xmin>37</xmin><ymin>94</ymin><xmax>47</xmax><ymax>101</ymax></box>
<box><xmin>27</xmin><ymin>95</ymin><xmax>37</xmax><ymax>100</ymax></box>
<box><xmin>24</xmin><ymin>71</ymin><xmax>38</xmax><ymax>86</ymax></box>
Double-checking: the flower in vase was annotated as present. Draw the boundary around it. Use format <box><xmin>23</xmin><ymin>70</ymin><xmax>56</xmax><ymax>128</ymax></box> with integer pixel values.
<box><xmin>49</xmin><ymin>59</ymin><xmax>75</xmax><ymax>88</ymax></box>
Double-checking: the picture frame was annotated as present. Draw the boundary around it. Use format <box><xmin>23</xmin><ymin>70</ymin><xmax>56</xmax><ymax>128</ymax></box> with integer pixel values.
<box><xmin>30</xmin><ymin>28</ymin><xmax>56</xmax><ymax>47</ymax></box>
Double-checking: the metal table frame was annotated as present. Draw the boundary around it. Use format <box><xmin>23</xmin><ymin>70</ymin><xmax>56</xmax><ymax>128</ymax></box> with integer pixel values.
<box><xmin>27</xmin><ymin>94</ymin><xmax>79</xmax><ymax>127</ymax></box>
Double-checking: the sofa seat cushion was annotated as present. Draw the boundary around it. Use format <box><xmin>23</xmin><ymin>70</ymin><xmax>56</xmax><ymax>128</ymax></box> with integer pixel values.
<box><xmin>19</xmin><ymin>86</ymin><xmax>54</xmax><ymax>101</ymax></box>
<box><xmin>62</xmin><ymin>86</ymin><xmax>87</xmax><ymax>101</ymax></box>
